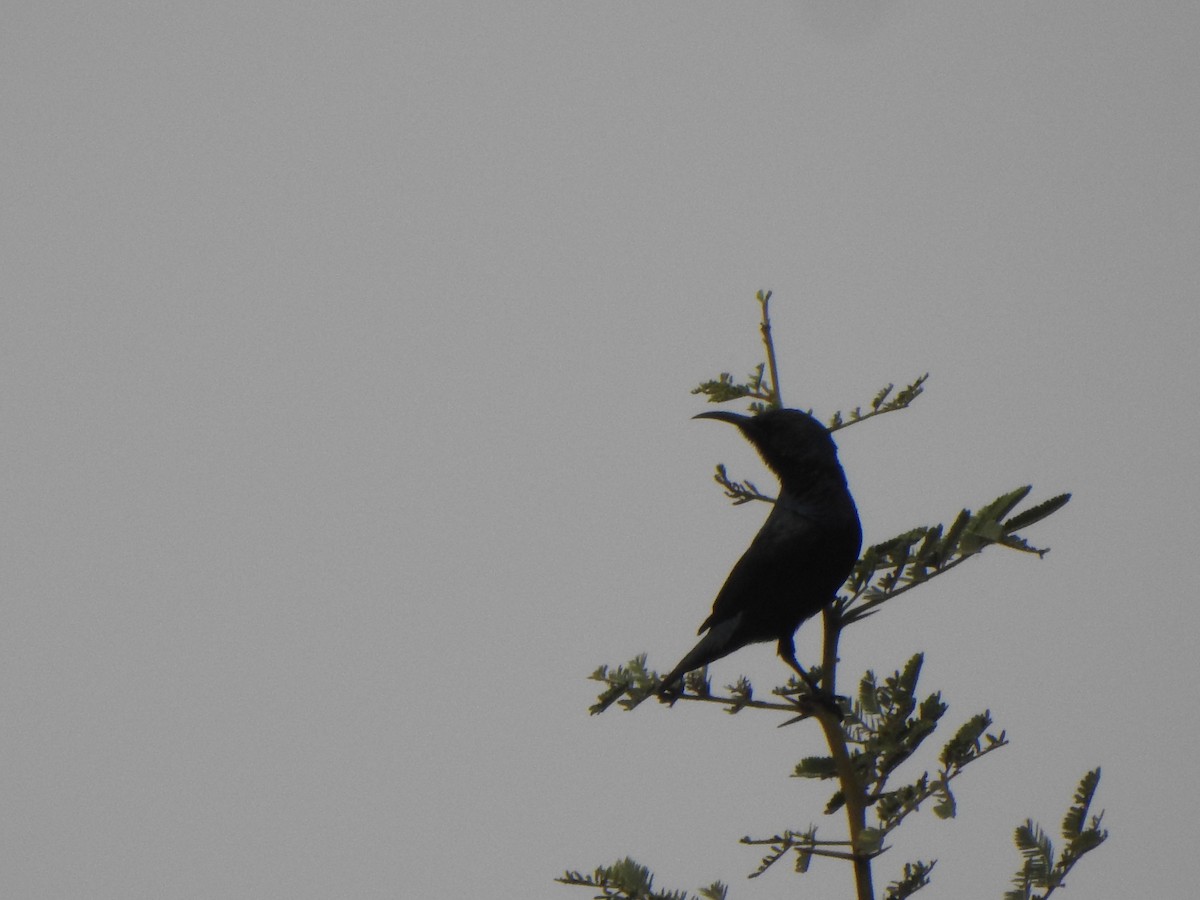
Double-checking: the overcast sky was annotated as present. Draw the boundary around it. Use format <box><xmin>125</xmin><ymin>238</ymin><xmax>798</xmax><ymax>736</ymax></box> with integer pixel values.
<box><xmin>4</xmin><ymin>3</ymin><xmax>1198</xmax><ymax>898</ymax></box>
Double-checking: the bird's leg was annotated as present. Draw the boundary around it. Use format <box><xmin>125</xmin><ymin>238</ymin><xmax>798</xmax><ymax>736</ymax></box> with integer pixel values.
<box><xmin>785</xmin><ymin>652</ymin><xmax>823</xmax><ymax>694</ymax></box>
<box><xmin>779</xmin><ymin>636</ymin><xmax>844</xmax><ymax>720</ymax></box>
<box><xmin>779</xmin><ymin>635</ymin><xmax>821</xmax><ymax>691</ymax></box>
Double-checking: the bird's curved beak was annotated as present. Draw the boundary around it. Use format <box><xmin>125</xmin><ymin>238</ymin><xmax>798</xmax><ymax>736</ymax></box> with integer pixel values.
<box><xmin>693</xmin><ymin>410</ymin><xmax>751</xmax><ymax>427</ymax></box>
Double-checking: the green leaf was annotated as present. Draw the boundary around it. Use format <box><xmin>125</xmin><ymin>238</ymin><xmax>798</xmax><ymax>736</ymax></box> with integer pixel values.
<box><xmin>859</xmin><ymin>671</ymin><xmax>881</xmax><ymax>715</ymax></box>
<box><xmin>883</xmin><ymin>860</ymin><xmax>936</xmax><ymax>900</ymax></box>
<box><xmin>961</xmin><ymin>487</ymin><xmax>1031</xmax><ymax>554</ymax></box>
<box><xmin>939</xmin><ymin>712</ymin><xmax>992</xmax><ymax>769</ymax></box>
<box><xmin>857</xmin><ymin>827</ymin><xmax>885</xmax><ymax>855</ymax></box>
<box><xmin>557</xmin><ymin>856</ymin><xmax>690</xmax><ymax>899</ymax></box>
<box><xmin>1014</xmin><ymin>820</ymin><xmax>1054</xmax><ymax>883</ymax></box>
<box><xmin>697</xmin><ymin>882</ymin><xmax>728</xmax><ymax>900</ymax></box>
<box><xmin>692</xmin><ymin>372</ymin><xmax>752</xmax><ymax>403</ymax></box>
<box><xmin>1061</xmin><ymin>766</ymin><xmax>1101</xmax><ymax>839</ymax></box>
<box><xmin>825</xmin><ymin>789</ymin><xmax>846</xmax><ymax>815</ymax></box>
<box><xmin>794</xmin><ymin>756</ymin><xmax>838</xmax><ymax>779</ymax></box>
<box><xmin>1069</xmin><ymin>827</ymin><xmax>1107</xmax><ymax>856</ymax></box>
<box><xmin>828</xmin><ymin>374</ymin><xmax>928</xmax><ymax>431</ymax></box>
<box><xmin>898</xmin><ymin>653</ymin><xmax>924</xmax><ymax>697</ymax></box>
<box><xmin>1008</xmin><ymin>769</ymin><xmax>1107</xmax><ymax>898</ymax></box>
<box><xmin>1004</xmin><ymin>492</ymin><xmax>1071</xmax><ymax>534</ymax></box>
<box><xmin>935</xmin><ymin>508</ymin><xmax>971</xmax><ymax>564</ymax></box>
<box><xmin>979</xmin><ymin>486</ymin><xmax>1033</xmax><ymax>523</ymax></box>
<box><xmin>932</xmin><ymin>783</ymin><xmax>956</xmax><ymax>819</ymax></box>
<box><xmin>872</xmin><ymin>383</ymin><xmax>895</xmax><ymax>410</ymax></box>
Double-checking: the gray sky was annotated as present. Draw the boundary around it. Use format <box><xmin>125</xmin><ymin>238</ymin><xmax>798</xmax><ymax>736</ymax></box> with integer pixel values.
<box><xmin>4</xmin><ymin>3</ymin><xmax>1198</xmax><ymax>898</ymax></box>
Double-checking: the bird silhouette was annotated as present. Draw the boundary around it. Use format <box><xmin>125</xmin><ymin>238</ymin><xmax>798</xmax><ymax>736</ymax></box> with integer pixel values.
<box><xmin>658</xmin><ymin>408</ymin><xmax>862</xmax><ymax>694</ymax></box>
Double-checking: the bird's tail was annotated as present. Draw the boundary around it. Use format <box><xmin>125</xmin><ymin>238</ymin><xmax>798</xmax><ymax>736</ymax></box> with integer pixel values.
<box><xmin>657</xmin><ymin>614</ymin><xmax>744</xmax><ymax>694</ymax></box>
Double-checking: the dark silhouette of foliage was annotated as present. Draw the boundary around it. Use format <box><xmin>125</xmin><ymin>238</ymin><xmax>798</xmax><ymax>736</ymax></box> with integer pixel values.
<box><xmin>561</xmin><ymin>292</ymin><xmax>1104</xmax><ymax>900</ymax></box>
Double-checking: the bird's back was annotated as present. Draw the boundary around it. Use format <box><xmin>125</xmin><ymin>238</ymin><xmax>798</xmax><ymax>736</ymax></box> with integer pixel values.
<box><xmin>699</xmin><ymin>485</ymin><xmax>861</xmax><ymax>646</ymax></box>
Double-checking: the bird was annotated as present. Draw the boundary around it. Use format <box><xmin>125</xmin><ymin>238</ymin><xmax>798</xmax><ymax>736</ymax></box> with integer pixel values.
<box><xmin>658</xmin><ymin>407</ymin><xmax>862</xmax><ymax>696</ymax></box>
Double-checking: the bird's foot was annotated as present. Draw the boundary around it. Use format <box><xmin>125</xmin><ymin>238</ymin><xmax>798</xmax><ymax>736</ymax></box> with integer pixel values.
<box><xmin>800</xmin><ymin>688</ymin><xmax>847</xmax><ymax>720</ymax></box>
<box><xmin>784</xmin><ymin>667</ymin><xmax>846</xmax><ymax>719</ymax></box>
<box><xmin>775</xmin><ymin>684</ymin><xmax>848</xmax><ymax>726</ymax></box>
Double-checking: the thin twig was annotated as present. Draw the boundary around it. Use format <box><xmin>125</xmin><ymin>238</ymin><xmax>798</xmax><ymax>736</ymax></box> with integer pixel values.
<box><xmin>660</xmin><ymin>691</ymin><xmax>803</xmax><ymax>715</ymax></box>
<box><xmin>842</xmin><ymin>554</ymin><xmax>976</xmax><ymax>624</ymax></box>
<box><xmin>758</xmin><ymin>290</ymin><xmax>782</xmax><ymax>408</ymax></box>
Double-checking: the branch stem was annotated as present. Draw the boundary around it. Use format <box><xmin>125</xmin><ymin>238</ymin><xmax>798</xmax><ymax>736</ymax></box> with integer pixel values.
<box><xmin>817</xmin><ymin>609</ymin><xmax>875</xmax><ymax>900</ymax></box>
<box><xmin>757</xmin><ymin>290</ymin><xmax>782</xmax><ymax>408</ymax></box>
<box><xmin>664</xmin><ymin>692</ymin><xmax>803</xmax><ymax>714</ymax></box>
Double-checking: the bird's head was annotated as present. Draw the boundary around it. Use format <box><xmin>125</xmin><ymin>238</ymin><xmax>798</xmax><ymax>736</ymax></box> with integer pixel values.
<box><xmin>693</xmin><ymin>407</ymin><xmax>843</xmax><ymax>483</ymax></box>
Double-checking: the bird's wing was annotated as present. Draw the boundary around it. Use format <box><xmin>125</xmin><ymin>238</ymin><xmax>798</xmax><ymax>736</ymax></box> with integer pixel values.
<box><xmin>700</xmin><ymin>505</ymin><xmax>850</xmax><ymax>638</ymax></box>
